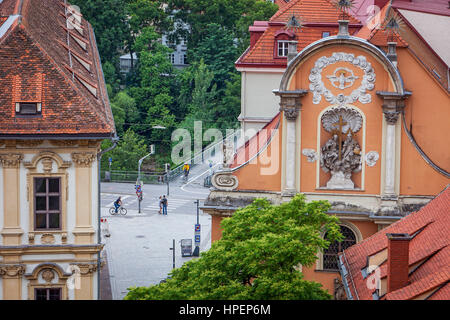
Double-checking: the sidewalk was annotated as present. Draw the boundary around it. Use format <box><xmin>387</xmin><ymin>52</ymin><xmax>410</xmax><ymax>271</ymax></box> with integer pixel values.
<box><xmin>101</xmin><ymin>207</ymin><xmax>211</xmax><ymax>300</ymax></box>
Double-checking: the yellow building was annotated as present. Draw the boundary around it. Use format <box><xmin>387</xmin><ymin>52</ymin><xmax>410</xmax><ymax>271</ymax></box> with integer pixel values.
<box><xmin>0</xmin><ymin>0</ymin><xmax>116</xmax><ymax>300</ymax></box>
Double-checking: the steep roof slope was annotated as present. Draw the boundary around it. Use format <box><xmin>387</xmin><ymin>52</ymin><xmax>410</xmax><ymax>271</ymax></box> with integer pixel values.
<box><xmin>339</xmin><ymin>186</ymin><xmax>450</xmax><ymax>300</ymax></box>
<box><xmin>0</xmin><ymin>0</ymin><xmax>115</xmax><ymax>138</ymax></box>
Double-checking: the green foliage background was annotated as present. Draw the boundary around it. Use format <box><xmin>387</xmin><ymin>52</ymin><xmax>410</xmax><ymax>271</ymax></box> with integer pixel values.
<box><xmin>70</xmin><ymin>0</ymin><xmax>277</xmax><ymax>171</ymax></box>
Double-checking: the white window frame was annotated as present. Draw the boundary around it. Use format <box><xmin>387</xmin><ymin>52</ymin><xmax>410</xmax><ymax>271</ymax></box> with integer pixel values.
<box><xmin>277</xmin><ymin>40</ymin><xmax>289</xmax><ymax>57</ymax></box>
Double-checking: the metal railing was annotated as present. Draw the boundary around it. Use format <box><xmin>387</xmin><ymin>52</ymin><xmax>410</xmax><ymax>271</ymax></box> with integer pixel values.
<box><xmin>101</xmin><ymin>129</ymin><xmax>243</xmax><ymax>184</ymax></box>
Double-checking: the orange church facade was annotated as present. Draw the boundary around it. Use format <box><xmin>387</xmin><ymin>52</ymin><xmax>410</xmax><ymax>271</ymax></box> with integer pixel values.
<box><xmin>202</xmin><ymin>0</ymin><xmax>449</xmax><ymax>298</ymax></box>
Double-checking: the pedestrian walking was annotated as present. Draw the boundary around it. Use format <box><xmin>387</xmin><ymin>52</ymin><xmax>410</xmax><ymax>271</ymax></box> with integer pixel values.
<box><xmin>158</xmin><ymin>196</ymin><xmax>162</xmax><ymax>214</ymax></box>
<box><xmin>162</xmin><ymin>195</ymin><xmax>168</xmax><ymax>215</ymax></box>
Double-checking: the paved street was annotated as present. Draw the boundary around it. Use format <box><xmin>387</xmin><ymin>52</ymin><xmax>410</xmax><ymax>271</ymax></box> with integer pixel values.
<box><xmin>100</xmin><ymin>162</ymin><xmax>216</xmax><ymax>300</ymax></box>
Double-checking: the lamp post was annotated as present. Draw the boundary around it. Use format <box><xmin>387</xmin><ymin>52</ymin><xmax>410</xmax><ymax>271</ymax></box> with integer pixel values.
<box><xmin>169</xmin><ymin>239</ymin><xmax>175</xmax><ymax>269</ymax></box>
<box><xmin>137</xmin><ymin>144</ymin><xmax>155</xmax><ymax>213</ymax></box>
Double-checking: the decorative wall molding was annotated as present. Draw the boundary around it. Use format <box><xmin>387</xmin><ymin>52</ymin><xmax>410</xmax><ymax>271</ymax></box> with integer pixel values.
<box><xmin>0</xmin><ymin>264</ymin><xmax>26</xmax><ymax>278</ymax></box>
<box><xmin>0</xmin><ymin>153</ymin><xmax>23</xmax><ymax>168</ymax></box>
<box><xmin>211</xmin><ymin>171</ymin><xmax>239</xmax><ymax>191</ymax></box>
<box><xmin>24</xmin><ymin>151</ymin><xmax>71</xmax><ymax>170</ymax></box>
<box><xmin>49</xmin><ymin>140</ymin><xmax>79</xmax><ymax>147</ymax></box>
<box><xmin>41</xmin><ymin>233</ymin><xmax>56</xmax><ymax>244</ymax></box>
<box><xmin>383</xmin><ymin>111</ymin><xmax>400</xmax><ymax>125</ymax></box>
<box><xmin>365</xmin><ymin>151</ymin><xmax>380</xmax><ymax>167</ymax></box>
<box><xmin>302</xmin><ymin>149</ymin><xmax>318</xmax><ymax>162</ymax></box>
<box><xmin>16</xmin><ymin>140</ymin><xmax>44</xmax><ymax>147</ymax></box>
<box><xmin>71</xmin><ymin>152</ymin><xmax>96</xmax><ymax>167</ymax></box>
<box><xmin>71</xmin><ymin>263</ymin><xmax>98</xmax><ymax>275</ymax></box>
<box><xmin>41</xmin><ymin>269</ymin><xmax>56</xmax><ymax>283</ymax></box>
<box><xmin>309</xmin><ymin>52</ymin><xmax>376</xmax><ymax>106</ymax></box>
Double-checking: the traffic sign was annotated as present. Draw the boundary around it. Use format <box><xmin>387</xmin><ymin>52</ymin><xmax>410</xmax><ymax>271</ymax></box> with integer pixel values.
<box><xmin>195</xmin><ymin>224</ymin><xmax>201</xmax><ymax>232</ymax></box>
<box><xmin>195</xmin><ymin>235</ymin><xmax>201</xmax><ymax>243</ymax></box>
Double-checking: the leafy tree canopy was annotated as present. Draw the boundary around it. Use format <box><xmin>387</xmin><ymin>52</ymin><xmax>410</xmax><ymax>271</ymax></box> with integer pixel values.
<box><xmin>125</xmin><ymin>195</ymin><xmax>343</xmax><ymax>300</ymax></box>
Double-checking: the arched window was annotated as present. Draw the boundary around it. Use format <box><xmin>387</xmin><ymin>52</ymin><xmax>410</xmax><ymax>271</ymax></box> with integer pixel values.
<box><xmin>323</xmin><ymin>225</ymin><xmax>357</xmax><ymax>271</ymax></box>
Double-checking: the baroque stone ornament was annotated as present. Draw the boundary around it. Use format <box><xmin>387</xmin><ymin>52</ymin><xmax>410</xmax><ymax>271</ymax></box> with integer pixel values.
<box><xmin>41</xmin><ymin>233</ymin><xmax>56</xmax><ymax>244</ymax></box>
<box><xmin>320</xmin><ymin>107</ymin><xmax>363</xmax><ymax>189</ymax></box>
<box><xmin>41</xmin><ymin>269</ymin><xmax>55</xmax><ymax>283</ymax></box>
<box><xmin>383</xmin><ymin>111</ymin><xmax>400</xmax><ymax>125</ymax></box>
<box><xmin>0</xmin><ymin>265</ymin><xmax>26</xmax><ymax>277</ymax></box>
<box><xmin>211</xmin><ymin>172</ymin><xmax>239</xmax><ymax>191</ymax></box>
<box><xmin>281</xmin><ymin>107</ymin><xmax>299</xmax><ymax>121</ymax></box>
<box><xmin>71</xmin><ymin>152</ymin><xmax>96</xmax><ymax>167</ymax></box>
<box><xmin>309</xmin><ymin>52</ymin><xmax>376</xmax><ymax>106</ymax></box>
<box><xmin>0</xmin><ymin>153</ymin><xmax>23</xmax><ymax>168</ymax></box>
<box><xmin>365</xmin><ymin>151</ymin><xmax>379</xmax><ymax>167</ymax></box>
<box><xmin>222</xmin><ymin>139</ymin><xmax>235</xmax><ymax>169</ymax></box>
<box><xmin>302</xmin><ymin>149</ymin><xmax>318</xmax><ymax>162</ymax></box>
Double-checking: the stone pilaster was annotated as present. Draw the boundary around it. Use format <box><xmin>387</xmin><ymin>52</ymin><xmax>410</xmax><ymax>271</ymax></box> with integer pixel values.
<box><xmin>0</xmin><ymin>153</ymin><xmax>24</xmax><ymax>245</ymax></box>
<box><xmin>273</xmin><ymin>90</ymin><xmax>308</xmax><ymax>196</ymax></box>
<box><xmin>377</xmin><ymin>91</ymin><xmax>411</xmax><ymax>210</ymax></box>
<box><xmin>71</xmin><ymin>152</ymin><xmax>96</xmax><ymax>244</ymax></box>
<box><xmin>0</xmin><ymin>264</ymin><xmax>26</xmax><ymax>300</ymax></box>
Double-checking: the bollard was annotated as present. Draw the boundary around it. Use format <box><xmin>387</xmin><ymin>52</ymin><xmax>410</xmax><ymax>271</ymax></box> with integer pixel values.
<box><xmin>101</xmin><ymin>218</ymin><xmax>110</xmax><ymax>237</ymax></box>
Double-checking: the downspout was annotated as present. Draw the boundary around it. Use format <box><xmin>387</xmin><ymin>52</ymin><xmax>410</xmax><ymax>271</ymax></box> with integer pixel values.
<box><xmin>96</xmin><ymin>135</ymin><xmax>119</xmax><ymax>300</ymax></box>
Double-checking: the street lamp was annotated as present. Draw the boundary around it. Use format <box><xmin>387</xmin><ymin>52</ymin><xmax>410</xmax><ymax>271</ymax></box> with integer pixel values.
<box><xmin>137</xmin><ymin>144</ymin><xmax>155</xmax><ymax>213</ymax></box>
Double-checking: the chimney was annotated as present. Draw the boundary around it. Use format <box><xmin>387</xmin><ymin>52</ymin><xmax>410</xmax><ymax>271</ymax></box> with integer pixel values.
<box><xmin>337</xmin><ymin>20</ymin><xmax>349</xmax><ymax>37</ymax></box>
<box><xmin>249</xmin><ymin>21</ymin><xmax>268</xmax><ymax>50</ymax></box>
<box><xmin>287</xmin><ymin>40</ymin><xmax>298</xmax><ymax>64</ymax></box>
<box><xmin>387</xmin><ymin>42</ymin><xmax>398</xmax><ymax>68</ymax></box>
<box><xmin>386</xmin><ymin>233</ymin><xmax>411</xmax><ymax>293</ymax></box>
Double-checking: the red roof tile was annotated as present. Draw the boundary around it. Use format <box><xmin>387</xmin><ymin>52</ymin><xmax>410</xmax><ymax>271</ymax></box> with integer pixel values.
<box><xmin>0</xmin><ymin>0</ymin><xmax>115</xmax><ymax>137</ymax></box>
<box><xmin>237</xmin><ymin>0</ymin><xmax>362</xmax><ymax>67</ymax></box>
<box><xmin>340</xmin><ymin>186</ymin><xmax>450</xmax><ymax>300</ymax></box>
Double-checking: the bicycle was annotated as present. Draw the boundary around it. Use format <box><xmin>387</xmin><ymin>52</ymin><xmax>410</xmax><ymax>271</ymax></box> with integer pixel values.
<box><xmin>109</xmin><ymin>205</ymin><xmax>127</xmax><ymax>215</ymax></box>
<box><xmin>183</xmin><ymin>170</ymin><xmax>189</xmax><ymax>182</ymax></box>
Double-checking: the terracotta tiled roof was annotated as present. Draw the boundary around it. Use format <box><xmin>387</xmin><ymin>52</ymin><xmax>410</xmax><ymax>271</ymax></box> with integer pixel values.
<box><xmin>229</xmin><ymin>112</ymin><xmax>280</xmax><ymax>169</ymax></box>
<box><xmin>237</xmin><ymin>0</ymin><xmax>362</xmax><ymax>67</ymax></box>
<box><xmin>270</xmin><ymin>0</ymin><xmax>361</xmax><ymax>23</ymax></box>
<box><xmin>0</xmin><ymin>0</ymin><xmax>115</xmax><ymax>137</ymax></box>
<box><xmin>355</xmin><ymin>3</ymin><xmax>408</xmax><ymax>48</ymax></box>
<box><xmin>339</xmin><ymin>186</ymin><xmax>450</xmax><ymax>300</ymax></box>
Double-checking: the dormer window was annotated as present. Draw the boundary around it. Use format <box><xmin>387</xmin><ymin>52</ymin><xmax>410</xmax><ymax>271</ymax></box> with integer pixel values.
<box><xmin>274</xmin><ymin>29</ymin><xmax>295</xmax><ymax>58</ymax></box>
<box><xmin>16</xmin><ymin>102</ymin><xmax>42</xmax><ymax>116</ymax></box>
<box><xmin>278</xmin><ymin>40</ymin><xmax>290</xmax><ymax>57</ymax></box>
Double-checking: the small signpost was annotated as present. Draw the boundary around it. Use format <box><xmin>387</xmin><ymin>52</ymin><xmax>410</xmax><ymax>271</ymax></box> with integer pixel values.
<box><xmin>193</xmin><ymin>200</ymin><xmax>201</xmax><ymax>256</ymax></box>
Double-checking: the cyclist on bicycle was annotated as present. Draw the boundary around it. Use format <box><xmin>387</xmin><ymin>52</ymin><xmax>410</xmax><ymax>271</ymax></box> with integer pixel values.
<box><xmin>113</xmin><ymin>196</ymin><xmax>122</xmax><ymax>214</ymax></box>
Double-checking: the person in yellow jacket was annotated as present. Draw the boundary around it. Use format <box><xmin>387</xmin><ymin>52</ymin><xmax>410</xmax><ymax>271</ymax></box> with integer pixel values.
<box><xmin>183</xmin><ymin>163</ymin><xmax>190</xmax><ymax>179</ymax></box>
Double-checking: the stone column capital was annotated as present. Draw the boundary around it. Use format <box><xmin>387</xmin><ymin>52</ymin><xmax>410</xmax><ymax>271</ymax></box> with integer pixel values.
<box><xmin>377</xmin><ymin>91</ymin><xmax>411</xmax><ymax>125</ymax></box>
<box><xmin>273</xmin><ymin>89</ymin><xmax>308</xmax><ymax>121</ymax></box>
<box><xmin>0</xmin><ymin>153</ymin><xmax>24</xmax><ymax>168</ymax></box>
<box><xmin>0</xmin><ymin>264</ymin><xmax>26</xmax><ymax>278</ymax></box>
<box><xmin>71</xmin><ymin>152</ymin><xmax>96</xmax><ymax>167</ymax></box>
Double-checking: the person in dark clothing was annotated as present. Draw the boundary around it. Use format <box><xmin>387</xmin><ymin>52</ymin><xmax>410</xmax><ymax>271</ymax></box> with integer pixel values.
<box><xmin>114</xmin><ymin>197</ymin><xmax>122</xmax><ymax>213</ymax></box>
<box><xmin>161</xmin><ymin>195</ymin><xmax>168</xmax><ymax>215</ymax></box>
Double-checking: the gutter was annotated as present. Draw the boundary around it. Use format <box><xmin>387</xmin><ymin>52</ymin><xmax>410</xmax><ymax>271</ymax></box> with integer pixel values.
<box><xmin>96</xmin><ymin>135</ymin><xmax>119</xmax><ymax>300</ymax></box>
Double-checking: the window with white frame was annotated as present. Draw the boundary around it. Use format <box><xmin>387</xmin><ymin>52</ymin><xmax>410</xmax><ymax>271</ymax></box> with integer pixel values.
<box><xmin>278</xmin><ymin>40</ymin><xmax>289</xmax><ymax>57</ymax></box>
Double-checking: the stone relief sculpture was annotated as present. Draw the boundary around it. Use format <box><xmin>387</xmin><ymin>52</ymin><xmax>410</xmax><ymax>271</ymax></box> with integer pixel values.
<box><xmin>222</xmin><ymin>139</ymin><xmax>235</xmax><ymax>169</ymax></box>
<box><xmin>309</xmin><ymin>52</ymin><xmax>376</xmax><ymax>106</ymax></box>
<box><xmin>302</xmin><ymin>149</ymin><xmax>318</xmax><ymax>162</ymax></box>
<box><xmin>320</xmin><ymin>107</ymin><xmax>363</xmax><ymax>189</ymax></box>
<box><xmin>365</xmin><ymin>151</ymin><xmax>379</xmax><ymax>167</ymax></box>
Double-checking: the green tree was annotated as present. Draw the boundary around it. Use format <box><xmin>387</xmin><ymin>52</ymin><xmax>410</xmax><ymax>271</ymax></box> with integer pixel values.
<box><xmin>167</xmin><ymin>0</ymin><xmax>278</xmax><ymax>50</ymax></box>
<box><xmin>71</xmin><ymin>0</ymin><xmax>130</xmax><ymax>63</ymax></box>
<box><xmin>101</xmin><ymin>128</ymin><xmax>148</xmax><ymax>171</ymax></box>
<box><xmin>125</xmin><ymin>195</ymin><xmax>343</xmax><ymax>300</ymax></box>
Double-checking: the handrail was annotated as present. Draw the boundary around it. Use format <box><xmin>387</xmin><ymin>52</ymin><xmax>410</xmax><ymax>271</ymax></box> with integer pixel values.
<box><xmin>168</xmin><ymin>129</ymin><xmax>242</xmax><ymax>180</ymax></box>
